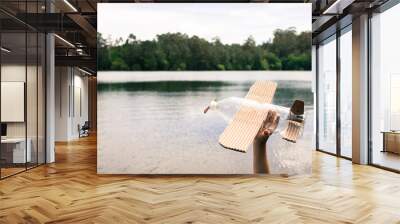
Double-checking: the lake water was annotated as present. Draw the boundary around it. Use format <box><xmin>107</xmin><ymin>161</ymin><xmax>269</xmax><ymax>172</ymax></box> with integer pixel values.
<box><xmin>97</xmin><ymin>71</ymin><xmax>314</xmax><ymax>174</ymax></box>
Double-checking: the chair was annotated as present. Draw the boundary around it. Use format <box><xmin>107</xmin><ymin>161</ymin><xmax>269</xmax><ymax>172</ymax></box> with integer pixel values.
<box><xmin>78</xmin><ymin>121</ymin><xmax>90</xmax><ymax>138</ymax></box>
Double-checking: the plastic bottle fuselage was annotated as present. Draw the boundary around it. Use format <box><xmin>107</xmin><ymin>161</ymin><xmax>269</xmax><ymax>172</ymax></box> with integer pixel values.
<box><xmin>206</xmin><ymin>97</ymin><xmax>292</xmax><ymax>133</ymax></box>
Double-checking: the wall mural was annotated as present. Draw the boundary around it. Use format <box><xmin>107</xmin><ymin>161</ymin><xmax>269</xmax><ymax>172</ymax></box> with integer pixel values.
<box><xmin>97</xmin><ymin>3</ymin><xmax>313</xmax><ymax>174</ymax></box>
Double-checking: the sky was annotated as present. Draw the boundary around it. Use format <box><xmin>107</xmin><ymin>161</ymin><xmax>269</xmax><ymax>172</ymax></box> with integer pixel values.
<box><xmin>98</xmin><ymin>3</ymin><xmax>311</xmax><ymax>45</ymax></box>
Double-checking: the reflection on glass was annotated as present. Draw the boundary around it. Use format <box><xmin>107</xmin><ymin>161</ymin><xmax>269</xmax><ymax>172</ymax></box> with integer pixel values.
<box><xmin>340</xmin><ymin>29</ymin><xmax>352</xmax><ymax>158</ymax></box>
<box><xmin>27</xmin><ymin>31</ymin><xmax>38</xmax><ymax>169</ymax></box>
<box><xmin>318</xmin><ymin>36</ymin><xmax>337</xmax><ymax>154</ymax></box>
<box><xmin>371</xmin><ymin>4</ymin><xmax>400</xmax><ymax>171</ymax></box>
<box><xmin>0</xmin><ymin>1</ymin><xmax>47</xmax><ymax>179</ymax></box>
<box><xmin>1</xmin><ymin>31</ymin><xmax>27</xmax><ymax>177</ymax></box>
<box><xmin>38</xmin><ymin>33</ymin><xmax>46</xmax><ymax>165</ymax></box>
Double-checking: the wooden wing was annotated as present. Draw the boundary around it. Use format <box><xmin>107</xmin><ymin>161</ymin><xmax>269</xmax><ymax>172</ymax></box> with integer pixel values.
<box><xmin>218</xmin><ymin>81</ymin><xmax>277</xmax><ymax>152</ymax></box>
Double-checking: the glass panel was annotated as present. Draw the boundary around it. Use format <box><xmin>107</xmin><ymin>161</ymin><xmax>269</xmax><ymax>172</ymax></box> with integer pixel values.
<box><xmin>26</xmin><ymin>1</ymin><xmax>39</xmax><ymax>169</ymax></box>
<box><xmin>27</xmin><ymin>31</ymin><xmax>38</xmax><ymax>169</ymax></box>
<box><xmin>317</xmin><ymin>36</ymin><xmax>337</xmax><ymax>154</ymax></box>
<box><xmin>0</xmin><ymin>1</ymin><xmax>46</xmax><ymax>178</ymax></box>
<box><xmin>1</xmin><ymin>31</ymin><xmax>27</xmax><ymax>177</ymax></box>
<box><xmin>38</xmin><ymin>32</ymin><xmax>45</xmax><ymax>165</ymax></box>
<box><xmin>371</xmin><ymin>4</ymin><xmax>400</xmax><ymax>170</ymax></box>
<box><xmin>340</xmin><ymin>28</ymin><xmax>352</xmax><ymax>158</ymax></box>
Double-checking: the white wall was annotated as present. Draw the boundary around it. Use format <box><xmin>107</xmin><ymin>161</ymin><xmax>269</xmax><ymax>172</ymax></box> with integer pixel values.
<box><xmin>1</xmin><ymin>82</ymin><xmax>25</xmax><ymax>122</ymax></box>
<box><xmin>55</xmin><ymin>67</ymin><xmax>70</xmax><ymax>141</ymax></box>
<box><xmin>1</xmin><ymin>63</ymin><xmax>46</xmax><ymax>164</ymax></box>
<box><xmin>73</xmin><ymin>73</ymin><xmax>89</xmax><ymax>137</ymax></box>
<box><xmin>55</xmin><ymin>67</ymin><xmax>89</xmax><ymax>141</ymax></box>
<box><xmin>1</xmin><ymin>65</ymin><xmax>26</xmax><ymax>139</ymax></box>
<box><xmin>1</xmin><ymin>65</ymin><xmax>39</xmax><ymax>138</ymax></box>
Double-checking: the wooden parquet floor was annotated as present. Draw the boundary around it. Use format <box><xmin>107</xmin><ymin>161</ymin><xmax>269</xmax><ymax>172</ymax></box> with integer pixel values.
<box><xmin>1</xmin><ymin>135</ymin><xmax>400</xmax><ymax>224</ymax></box>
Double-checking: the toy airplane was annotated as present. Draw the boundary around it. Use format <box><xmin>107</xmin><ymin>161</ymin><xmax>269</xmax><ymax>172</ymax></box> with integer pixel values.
<box><xmin>206</xmin><ymin>81</ymin><xmax>305</xmax><ymax>153</ymax></box>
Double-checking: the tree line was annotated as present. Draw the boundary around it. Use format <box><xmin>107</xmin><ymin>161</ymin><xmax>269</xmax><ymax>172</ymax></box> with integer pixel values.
<box><xmin>98</xmin><ymin>28</ymin><xmax>311</xmax><ymax>71</ymax></box>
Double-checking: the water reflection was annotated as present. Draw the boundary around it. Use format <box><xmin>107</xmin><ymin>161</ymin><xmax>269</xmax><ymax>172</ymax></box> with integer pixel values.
<box><xmin>98</xmin><ymin>80</ymin><xmax>313</xmax><ymax>107</ymax></box>
<box><xmin>97</xmin><ymin>74</ymin><xmax>313</xmax><ymax>174</ymax></box>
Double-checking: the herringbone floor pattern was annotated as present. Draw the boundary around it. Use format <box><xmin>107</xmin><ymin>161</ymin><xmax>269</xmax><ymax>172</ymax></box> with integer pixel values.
<box><xmin>1</xmin><ymin>135</ymin><xmax>400</xmax><ymax>223</ymax></box>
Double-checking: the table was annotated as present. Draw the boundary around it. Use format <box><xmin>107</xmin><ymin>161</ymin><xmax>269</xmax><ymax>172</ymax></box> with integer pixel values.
<box><xmin>382</xmin><ymin>131</ymin><xmax>400</xmax><ymax>154</ymax></box>
<box><xmin>1</xmin><ymin>138</ymin><xmax>31</xmax><ymax>163</ymax></box>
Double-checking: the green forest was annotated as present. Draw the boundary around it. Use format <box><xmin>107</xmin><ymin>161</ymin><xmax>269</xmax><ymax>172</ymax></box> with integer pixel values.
<box><xmin>98</xmin><ymin>28</ymin><xmax>311</xmax><ymax>71</ymax></box>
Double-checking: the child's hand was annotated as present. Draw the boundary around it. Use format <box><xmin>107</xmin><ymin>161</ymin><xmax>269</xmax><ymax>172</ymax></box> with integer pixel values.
<box><xmin>254</xmin><ymin>110</ymin><xmax>280</xmax><ymax>143</ymax></box>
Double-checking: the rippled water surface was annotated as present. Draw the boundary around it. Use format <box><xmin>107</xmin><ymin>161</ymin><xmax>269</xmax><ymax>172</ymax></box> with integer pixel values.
<box><xmin>98</xmin><ymin>71</ymin><xmax>314</xmax><ymax>174</ymax></box>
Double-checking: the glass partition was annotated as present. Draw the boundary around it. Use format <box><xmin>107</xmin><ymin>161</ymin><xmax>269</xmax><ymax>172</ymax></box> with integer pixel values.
<box><xmin>1</xmin><ymin>31</ymin><xmax>28</xmax><ymax>177</ymax></box>
<box><xmin>339</xmin><ymin>27</ymin><xmax>352</xmax><ymax>158</ymax></box>
<box><xmin>317</xmin><ymin>35</ymin><xmax>337</xmax><ymax>154</ymax></box>
<box><xmin>27</xmin><ymin>30</ymin><xmax>38</xmax><ymax>169</ymax></box>
<box><xmin>370</xmin><ymin>3</ymin><xmax>400</xmax><ymax>171</ymax></box>
<box><xmin>38</xmin><ymin>32</ymin><xmax>46</xmax><ymax>165</ymax></box>
<box><xmin>0</xmin><ymin>2</ymin><xmax>46</xmax><ymax>179</ymax></box>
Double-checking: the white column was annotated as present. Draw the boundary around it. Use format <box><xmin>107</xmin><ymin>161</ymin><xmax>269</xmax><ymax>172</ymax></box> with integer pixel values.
<box><xmin>46</xmin><ymin>33</ymin><xmax>55</xmax><ymax>163</ymax></box>
<box><xmin>55</xmin><ymin>67</ymin><xmax>73</xmax><ymax>141</ymax></box>
<box><xmin>352</xmin><ymin>14</ymin><xmax>369</xmax><ymax>164</ymax></box>
<box><xmin>312</xmin><ymin>45</ymin><xmax>317</xmax><ymax>148</ymax></box>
